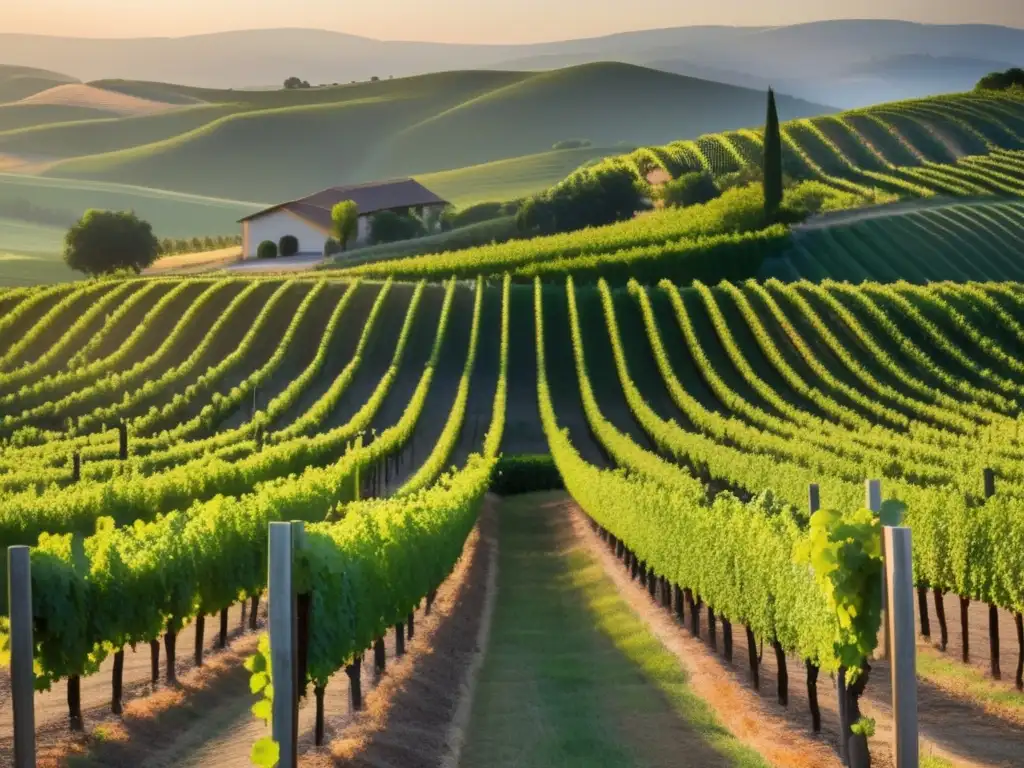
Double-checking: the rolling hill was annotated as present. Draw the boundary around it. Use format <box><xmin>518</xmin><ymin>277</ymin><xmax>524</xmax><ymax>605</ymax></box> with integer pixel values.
<box><xmin>0</xmin><ymin>64</ymin><xmax>77</xmax><ymax>103</ymax></box>
<box><xmin>2</xmin><ymin>21</ymin><xmax>1022</xmax><ymax>106</ymax></box>
<box><xmin>31</xmin><ymin>64</ymin><xmax>831</xmax><ymax>201</ymax></box>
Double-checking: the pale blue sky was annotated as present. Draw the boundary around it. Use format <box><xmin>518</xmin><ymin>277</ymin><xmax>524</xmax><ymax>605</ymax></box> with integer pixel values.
<box><xmin>6</xmin><ymin>0</ymin><xmax>1024</xmax><ymax>42</ymax></box>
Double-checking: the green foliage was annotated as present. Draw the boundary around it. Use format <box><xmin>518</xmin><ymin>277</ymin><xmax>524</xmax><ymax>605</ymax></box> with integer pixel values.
<box><xmin>324</xmin><ymin>216</ymin><xmax>518</xmax><ymax>270</ymax></box>
<box><xmin>975</xmin><ymin>68</ymin><xmax>1024</xmax><ymax>92</ymax></box>
<box><xmin>763</xmin><ymin>88</ymin><xmax>783</xmax><ymax>221</ymax></box>
<box><xmin>793</xmin><ymin>507</ymin><xmax>883</xmax><ymax>677</ymax></box>
<box><xmin>344</xmin><ymin>183</ymin><xmax>776</xmax><ymax>282</ymax></box>
<box><xmin>553</xmin><ymin>139</ymin><xmax>592</xmax><ymax>150</ymax></box>
<box><xmin>330</xmin><ymin>201</ymin><xmax>359</xmax><ymax>250</ymax></box>
<box><xmin>657</xmin><ymin>171</ymin><xmax>721</xmax><ymax>208</ymax></box>
<box><xmin>154</xmin><ymin>234</ymin><xmax>242</xmax><ymax>256</ymax></box>
<box><xmin>245</xmin><ymin>634</ymin><xmax>278</xmax><ymax>767</ymax></box>
<box><xmin>517</xmin><ymin>166</ymin><xmax>645</xmax><ymax>237</ymax></box>
<box><xmin>535</xmin><ymin>276</ymin><xmax>883</xmax><ymax>673</ymax></box>
<box><xmin>322</xmin><ymin>238</ymin><xmax>342</xmax><ymax>258</ymax></box>
<box><xmin>283</xmin><ymin>76</ymin><xmax>310</xmax><ymax>90</ymax></box>
<box><xmin>63</xmin><ymin>209</ymin><xmax>159</xmax><ymax>277</ymax></box>
<box><xmin>369</xmin><ymin>210</ymin><xmax>426</xmax><ymax>245</ymax></box>
<box><xmin>257</xmin><ymin>240</ymin><xmax>277</xmax><ymax>260</ymax></box>
<box><xmin>278</xmin><ymin>234</ymin><xmax>298</xmax><ymax>258</ymax></box>
<box><xmin>850</xmin><ymin>718</ymin><xmax>876</xmax><ymax>738</ymax></box>
<box><xmin>490</xmin><ymin>454</ymin><xmax>564</xmax><ymax>495</ymax></box>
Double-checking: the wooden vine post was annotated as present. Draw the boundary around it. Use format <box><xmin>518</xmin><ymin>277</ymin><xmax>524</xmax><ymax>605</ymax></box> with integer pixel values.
<box><xmin>806</xmin><ymin>483</ymin><xmax>822</xmax><ymax>732</ymax></box>
<box><xmin>268</xmin><ymin>521</ymin><xmax>298</xmax><ymax>768</ymax></box>
<box><xmin>8</xmin><ymin>546</ymin><xmax>36</xmax><ymax>768</ymax></box>
<box><xmin>884</xmin><ymin>526</ymin><xmax>919</xmax><ymax>768</ymax></box>
<box><xmin>866</xmin><ymin>479</ymin><xmax>889</xmax><ymax>661</ymax></box>
<box><xmin>983</xmin><ymin>468</ymin><xmax>1001</xmax><ymax>680</ymax></box>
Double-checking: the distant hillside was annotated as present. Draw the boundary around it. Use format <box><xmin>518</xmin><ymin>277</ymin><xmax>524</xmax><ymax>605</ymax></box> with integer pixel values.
<box><xmin>35</xmin><ymin>64</ymin><xmax>832</xmax><ymax>201</ymax></box>
<box><xmin>0</xmin><ymin>64</ymin><xmax>77</xmax><ymax>103</ymax></box>
<box><xmin>2</xmin><ymin>20</ymin><xmax>1023</xmax><ymax>105</ymax></box>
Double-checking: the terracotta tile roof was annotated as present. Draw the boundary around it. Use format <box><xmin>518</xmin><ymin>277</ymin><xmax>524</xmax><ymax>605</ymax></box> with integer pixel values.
<box><xmin>239</xmin><ymin>178</ymin><xmax>448</xmax><ymax>225</ymax></box>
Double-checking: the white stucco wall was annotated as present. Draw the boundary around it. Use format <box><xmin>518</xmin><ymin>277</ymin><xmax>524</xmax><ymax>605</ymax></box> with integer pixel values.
<box><xmin>242</xmin><ymin>210</ymin><xmax>330</xmax><ymax>259</ymax></box>
<box><xmin>356</xmin><ymin>215</ymin><xmax>371</xmax><ymax>245</ymax></box>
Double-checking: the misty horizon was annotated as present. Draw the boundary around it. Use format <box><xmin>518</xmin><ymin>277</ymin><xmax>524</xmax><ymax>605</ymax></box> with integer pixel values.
<box><xmin>5</xmin><ymin>0</ymin><xmax>1024</xmax><ymax>45</ymax></box>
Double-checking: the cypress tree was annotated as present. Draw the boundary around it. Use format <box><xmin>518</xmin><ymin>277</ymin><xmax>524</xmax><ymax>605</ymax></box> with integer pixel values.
<box><xmin>763</xmin><ymin>87</ymin><xmax>783</xmax><ymax>222</ymax></box>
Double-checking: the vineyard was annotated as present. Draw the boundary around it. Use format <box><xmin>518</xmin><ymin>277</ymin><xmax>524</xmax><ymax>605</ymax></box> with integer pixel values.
<box><xmin>1</xmin><ymin>271</ymin><xmax>1023</xmax><ymax>763</ymax></box>
<box><xmin>329</xmin><ymin>90</ymin><xmax>1024</xmax><ymax>286</ymax></box>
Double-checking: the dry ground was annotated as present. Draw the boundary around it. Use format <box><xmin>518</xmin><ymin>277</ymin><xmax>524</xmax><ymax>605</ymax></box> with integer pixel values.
<box><xmin>15</xmin><ymin>85</ymin><xmax>183</xmax><ymax>116</ymax></box>
<box><xmin>144</xmin><ymin>247</ymin><xmax>243</xmax><ymax>274</ymax></box>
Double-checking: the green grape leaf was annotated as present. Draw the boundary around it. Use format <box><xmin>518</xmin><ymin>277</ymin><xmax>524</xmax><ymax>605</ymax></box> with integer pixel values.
<box><xmin>251</xmin><ymin>699</ymin><xmax>272</xmax><ymax>723</ymax></box>
<box><xmin>251</xmin><ymin>737</ymin><xmax>280</xmax><ymax>767</ymax></box>
<box><xmin>249</xmin><ymin>671</ymin><xmax>269</xmax><ymax>694</ymax></box>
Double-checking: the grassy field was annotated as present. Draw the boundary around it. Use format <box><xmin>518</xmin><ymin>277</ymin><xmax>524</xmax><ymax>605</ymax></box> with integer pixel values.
<box><xmin>416</xmin><ymin>146</ymin><xmax>617</xmax><ymax>207</ymax></box>
<box><xmin>461</xmin><ymin>492</ymin><xmax>767</xmax><ymax>768</ymax></box>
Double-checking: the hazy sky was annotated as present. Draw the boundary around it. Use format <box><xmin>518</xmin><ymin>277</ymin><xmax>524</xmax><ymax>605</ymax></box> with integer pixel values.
<box><xmin>5</xmin><ymin>0</ymin><xmax>1024</xmax><ymax>43</ymax></box>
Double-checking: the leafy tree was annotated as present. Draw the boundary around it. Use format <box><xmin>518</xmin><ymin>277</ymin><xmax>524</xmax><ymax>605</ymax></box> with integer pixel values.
<box><xmin>369</xmin><ymin>210</ymin><xmax>425</xmax><ymax>244</ymax></box>
<box><xmin>976</xmin><ymin>68</ymin><xmax>1024</xmax><ymax>91</ymax></box>
<box><xmin>284</xmin><ymin>76</ymin><xmax>311</xmax><ymax>89</ymax></box>
<box><xmin>658</xmin><ymin>171</ymin><xmax>721</xmax><ymax>208</ymax></box>
<box><xmin>278</xmin><ymin>234</ymin><xmax>299</xmax><ymax>257</ymax></box>
<box><xmin>517</xmin><ymin>166</ymin><xmax>643</xmax><ymax>236</ymax></box>
<box><xmin>257</xmin><ymin>240</ymin><xmax>278</xmax><ymax>259</ymax></box>
<box><xmin>63</xmin><ymin>209</ymin><xmax>159</xmax><ymax>276</ymax></box>
<box><xmin>331</xmin><ymin>200</ymin><xmax>359</xmax><ymax>250</ymax></box>
<box><xmin>763</xmin><ymin>87</ymin><xmax>783</xmax><ymax>222</ymax></box>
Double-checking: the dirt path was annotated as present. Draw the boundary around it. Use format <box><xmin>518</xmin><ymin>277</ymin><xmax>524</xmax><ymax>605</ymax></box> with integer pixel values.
<box><xmin>461</xmin><ymin>491</ymin><xmax>770</xmax><ymax>768</ymax></box>
<box><xmin>566</xmin><ymin>495</ymin><xmax>1024</xmax><ymax>768</ymax></box>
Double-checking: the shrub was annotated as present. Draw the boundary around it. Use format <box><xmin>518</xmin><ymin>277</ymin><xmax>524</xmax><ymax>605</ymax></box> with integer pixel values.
<box><xmin>62</xmin><ymin>209</ymin><xmax>159</xmax><ymax>277</ymax></box>
<box><xmin>716</xmin><ymin>166</ymin><xmax>764</xmax><ymax>192</ymax></box>
<box><xmin>323</xmin><ymin>238</ymin><xmax>343</xmax><ymax>257</ymax></box>
<box><xmin>278</xmin><ymin>234</ymin><xmax>299</xmax><ymax>257</ymax></box>
<box><xmin>553</xmin><ymin>139</ymin><xmax>592</xmax><ymax>150</ymax></box>
<box><xmin>517</xmin><ymin>166</ymin><xmax>645</xmax><ymax>236</ymax></box>
<box><xmin>369</xmin><ymin>210</ymin><xmax>425</xmax><ymax>245</ymax></box>
<box><xmin>976</xmin><ymin>68</ymin><xmax>1024</xmax><ymax>91</ymax></box>
<box><xmin>257</xmin><ymin>240</ymin><xmax>278</xmax><ymax>260</ymax></box>
<box><xmin>658</xmin><ymin>171</ymin><xmax>721</xmax><ymax>208</ymax></box>
<box><xmin>490</xmin><ymin>454</ymin><xmax>563</xmax><ymax>495</ymax></box>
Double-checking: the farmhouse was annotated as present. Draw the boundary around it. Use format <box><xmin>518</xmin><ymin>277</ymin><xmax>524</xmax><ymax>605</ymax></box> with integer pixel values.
<box><xmin>238</xmin><ymin>178</ymin><xmax>448</xmax><ymax>259</ymax></box>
